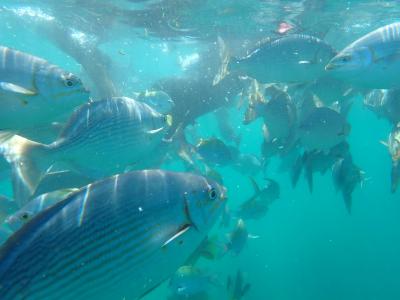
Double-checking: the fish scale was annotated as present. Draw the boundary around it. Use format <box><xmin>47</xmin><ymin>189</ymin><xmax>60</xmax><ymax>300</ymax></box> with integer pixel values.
<box><xmin>0</xmin><ymin>170</ymin><xmax>226</xmax><ymax>300</ymax></box>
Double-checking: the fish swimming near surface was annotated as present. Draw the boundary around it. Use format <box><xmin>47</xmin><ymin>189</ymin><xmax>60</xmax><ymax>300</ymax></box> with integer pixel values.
<box><xmin>0</xmin><ymin>45</ymin><xmax>89</xmax><ymax>137</ymax></box>
<box><xmin>0</xmin><ymin>97</ymin><xmax>172</xmax><ymax>202</ymax></box>
<box><xmin>214</xmin><ymin>34</ymin><xmax>336</xmax><ymax>85</ymax></box>
<box><xmin>326</xmin><ymin>22</ymin><xmax>400</xmax><ymax>89</ymax></box>
<box><xmin>0</xmin><ymin>170</ymin><xmax>227</xmax><ymax>300</ymax></box>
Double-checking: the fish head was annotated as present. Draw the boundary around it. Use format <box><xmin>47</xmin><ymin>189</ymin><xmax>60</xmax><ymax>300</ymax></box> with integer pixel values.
<box><xmin>5</xmin><ymin>210</ymin><xmax>33</xmax><ymax>232</ymax></box>
<box><xmin>325</xmin><ymin>46</ymin><xmax>372</xmax><ymax>72</ymax></box>
<box><xmin>183</xmin><ymin>177</ymin><xmax>227</xmax><ymax>233</ymax></box>
<box><xmin>36</xmin><ymin>68</ymin><xmax>90</xmax><ymax>106</ymax></box>
<box><xmin>138</xmin><ymin>90</ymin><xmax>175</xmax><ymax>114</ymax></box>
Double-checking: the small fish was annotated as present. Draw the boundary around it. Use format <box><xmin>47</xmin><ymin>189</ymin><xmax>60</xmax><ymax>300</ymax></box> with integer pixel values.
<box><xmin>226</xmin><ymin>219</ymin><xmax>258</xmax><ymax>255</ymax></box>
<box><xmin>386</xmin><ymin>124</ymin><xmax>400</xmax><ymax>193</ymax></box>
<box><xmin>232</xmin><ymin>154</ymin><xmax>263</xmax><ymax>176</ymax></box>
<box><xmin>0</xmin><ymin>45</ymin><xmax>89</xmax><ymax>137</ymax></box>
<box><xmin>237</xmin><ymin>178</ymin><xmax>280</xmax><ymax>220</ymax></box>
<box><xmin>5</xmin><ymin>189</ymin><xmax>78</xmax><ymax>232</ymax></box>
<box><xmin>332</xmin><ymin>155</ymin><xmax>364</xmax><ymax>214</ymax></box>
<box><xmin>169</xmin><ymin>265</ymin><xmax>219</xmax><ymax>298</ymax></box>
<box><xmin>214</xmin><ymin>34</ymin><xmax>336</xmax><ymax>85</ymax></box>
<box><xmin>365</xmin><ymin>89</ymin><xmax>400</xmax><ymax>125</ymax></box>
<box><xmin>1</xmin><ymin>97</ymin><xmax>172</xmax><ymax>201</ymax></box>
<box><xmin>135</xmin><ymin>90</ymin><xmax>175</xmax><ymax>114</ymax></box>
<box><xmin>226</xmin><ymin>270</ymin><xmax>251</xmax><ymax>300</ymax></box>
<box><xmin>196</xmin><ymin>138</ymin><xmax>239</xmax><ymax>167</ymax></box>
<box><xmin>0</xmin><ymin>196</ymin><xmax>18</xmax><ymax>224</ymax></box>
<box><xmin>298</xmin><ymin>107</ymin><xmax>350</xmax><ymax>152</ymax></box>
<box><xmin>291</xmin><ymin>142</ymin><xmax>350</xmax><ymax>192</ymax></box>
<box><xmin>326</xmin><ymin>22</ymin><xmax>400</xmax><ymax>88</ymax></box>
<box><xmin>0</xmin><ymin>170</ymin><xmax>227</xmax><ymax>300</ymax></box>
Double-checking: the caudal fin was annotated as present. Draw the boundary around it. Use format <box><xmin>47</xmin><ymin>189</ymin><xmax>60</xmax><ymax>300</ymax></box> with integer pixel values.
<box><xmin>213</xmin><ymin>36</ymin><xmax>231</xmax><ymax>86</ymax></box>
<box><xmin>0</xmin><ymin>135</ymin><xmax>53</xmax><ymax>206</ymax></box>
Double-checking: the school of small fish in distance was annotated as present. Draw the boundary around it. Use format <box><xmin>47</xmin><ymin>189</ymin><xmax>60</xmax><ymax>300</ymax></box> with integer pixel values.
<box><xmin>0</xmin><ymin>1</ymin><xmax>399</xmax><ymax>299</ymax></box>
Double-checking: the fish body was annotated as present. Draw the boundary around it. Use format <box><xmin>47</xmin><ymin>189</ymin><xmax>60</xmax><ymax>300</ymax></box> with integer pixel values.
<box><xmin>332</xmin><ymin>155</ymin><xmax>363</xmax><ymax>213</ymax></box>
<box><xmin>1</xmin><ymin>97</ymin><xmax>171</xmax><ymax>199</ymax></box>
<box><xmin>226</xmin><ymin>270</ymin><xmax>251</xmax><ymax>300</ymax></box>
<box><xmin>365</xmin><ymin>89</ymin><xmax>400</xmax><ymax>125</ymax></box>
<box><xmin>326</xmin><ymin>22</ymin><xmax>400</xmax><ymax>88</ymax></box>
<box><xmin>169</xmin><ymin>265</ymin><xmax>216</xmax><ymax>298</ymax></box>
<box><xmin>232</xmin><ymin>154</ymin><xmax>263</xmax><ymax>176</ymax></box>
<box><xmin>388</xmin><ymin>124</ymin><xmax>400</xmax><ymax>193</ymax></box>
<box><xmin>0</xmin><ymin>45</ymin><xmax>89</xmax><ymax>133</ymax></box>
<box><xmin>0</xmin><ymin>170</ymin><xmax>226</xmax><ymax>300</ymax></box>
<box><xmin>5</xmin><ymin>189</ymin><xmax>78</xmax><ymax>232</ymax></box>
<box><xmin>196</xmin><ymin>138</ymin><xmax>238</xmax><ymax>167</ymax></box>
<box><xmin>238</xmin><ymin>178</ymin><xmax>279</xmax><ymax>220</ymax></box>
<box><xmin>299</xmin><ymin>107</ymin><xmax>350</xmax><ymax>152</ymax></box>
<box><xmin>226</xmin><ymin>219</ymin><xmax>249</xmax><ymax>255</ymax></box>
<box><xmin>135</xmin><ymin>90</ymin><xmax>175</xmax><ymax>114</ymax></box>
<box><xmin>223</xmin><ymin>35</ymin><xmax>335</xmax><ymax>84</ymax></box>
<box><xmin>0</xmin><ymin>196</ymin><xmax>17</xmax><ymax>224</ymax></box>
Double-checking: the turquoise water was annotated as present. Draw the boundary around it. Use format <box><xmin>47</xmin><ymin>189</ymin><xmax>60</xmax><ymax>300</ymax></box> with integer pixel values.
<box><xmin>1</xmin><ymin>1</ymin><xmax>400</xmax><ymax>300</ymax></box>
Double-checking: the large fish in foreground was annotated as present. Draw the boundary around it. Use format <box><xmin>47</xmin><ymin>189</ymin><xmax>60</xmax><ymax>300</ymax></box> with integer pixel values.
<box><xmin>0</xmin><ymin>170</ymin><xmax>227</xmax><ymax>300</ymax></box>
<box><xmin>326</xmin><ymin>22</ymin><xmax>400</xmax><ymax>89</ymax></box>
<box><xmin>1</xmin><ymin>97</ymin><xmax>172</xmax><ymax>203</ymax></box>
<box><xmin>0</xmin><ymin>45</ymin><xmax>89</xmax><ymax>136</ymax></box>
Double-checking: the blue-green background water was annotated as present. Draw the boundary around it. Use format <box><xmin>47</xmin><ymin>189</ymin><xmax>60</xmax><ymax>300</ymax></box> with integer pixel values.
<box><xmin>1</xmin><ymin>1</ymin><xmax>400</xmax><ymax>299</ymax></box>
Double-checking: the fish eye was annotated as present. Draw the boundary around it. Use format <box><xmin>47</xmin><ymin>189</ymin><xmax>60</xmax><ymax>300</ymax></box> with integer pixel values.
<box><xmin>20</xmin><ymin>212</ymin><xmax>30</xmax><ymax>221</ymax></box>
<box><xmin>341</xmin><ymin>55</ymin><xmax>352</xmax><ymax>63</ymax></box>
<box><xmin>208</xmin><ymin>188</ymin><xmax>218</xmax><ymax>200</ymax></box>
<box><xmin>63</xmin><ymin>75</ymin><xmax>78</xmax><ymax>88</ymax></box>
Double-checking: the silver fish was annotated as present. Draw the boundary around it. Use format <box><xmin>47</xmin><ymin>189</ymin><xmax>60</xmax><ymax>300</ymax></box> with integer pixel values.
<box><xmin>326</xmin><ymin>23</ymin><xmax>400</xmax><ymax>88</ymax></box>
<box><xmin>215</xmin><ymin>35</ymin><xmax>336</xmax><ymax>85</ymax></box>
<box><xmin>0</xmin><ymin>45</ymin><xmax>89</xmax><ymax>135</ymax></box>
<box><xmin>0</xmin><ymin>170</ymin><xmax>227</xmax><ymax>300</ymax></box>
<box><xmin>1</xmin><ymin>97</ymin><xmax>172</xmax><ymax>201</ymax></box>
<box><xmin>5</xmin><ymin>189</ymin><xmax>78</xmax><ymax>232</ymax></box>
<box><xmin>298</xmin><ymin>107</ymin><xmax>350</xmax><ymax>152</ymax></box>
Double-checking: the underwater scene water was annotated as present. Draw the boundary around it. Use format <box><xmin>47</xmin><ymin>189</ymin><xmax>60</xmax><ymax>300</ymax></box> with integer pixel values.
<box><xmin>0</xmin><ymin>0</ymin><xmax>400</xmax><ymax>299</ymax></box>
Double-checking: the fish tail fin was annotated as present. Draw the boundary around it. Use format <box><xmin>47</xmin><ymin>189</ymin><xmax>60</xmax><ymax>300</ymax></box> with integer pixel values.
<box><xmin>213</xmin><ymin>36</ymin><xmax>231</xmax><ymax>86</ymax></box>
<box><xmin>1</xmin><ymin>135</ymin><xmax>53</xmax><ymax>203</ymax></box>
<box><xmin>304</xmin><ymin>161</ymin><xmax>314</xmax><ymax>193</ymax></box>
<box><xmin>342</xmin><ymin>191</ymin><xmax>352</xmax><ymax>214</ymax></box>
<box><xmin>291</xmin><ymin>154</ymin><xmax>304</xmax><ymax>188</ymax></box>
<box><xmin>249</xmin><ymin>177</ymin><xmax>261</xmax><ymax>197</ymax></box>
<box><xmin>243</xmin><ymin>80</ymin><xmax>264</xmax><ymax>124</ymax></box>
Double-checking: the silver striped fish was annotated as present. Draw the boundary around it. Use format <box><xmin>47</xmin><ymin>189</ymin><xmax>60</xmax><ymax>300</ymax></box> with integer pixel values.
<box><xmin>0</xmin><ymin>45</ymin><xmax>89</xmax><ymax>135</ymax></box>
<box><xmin>1</xmin><ymin>96</ymin><xmax>172</xmax><ymax>205</ymax></box>
<box><xmin>0</xmin><ymin>170</ymin><xmax>227</xmax><ymax>300</ymax></box>
<box><xmin>326</xmin><ymin>22</ymin><xmax>400</xmax><ymax>88</ymax></box>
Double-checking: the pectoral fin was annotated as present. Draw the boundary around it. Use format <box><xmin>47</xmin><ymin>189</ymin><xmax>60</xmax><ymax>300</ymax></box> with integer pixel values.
<box><xmin>0</xmin><ymin>82</ymin><xmax>37</xmax><ymax>96</ymax></box>
<box><xmin>162</xmin><ymin>224</ymin><xmax>191</xmax><ymax>248</ymax></box>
